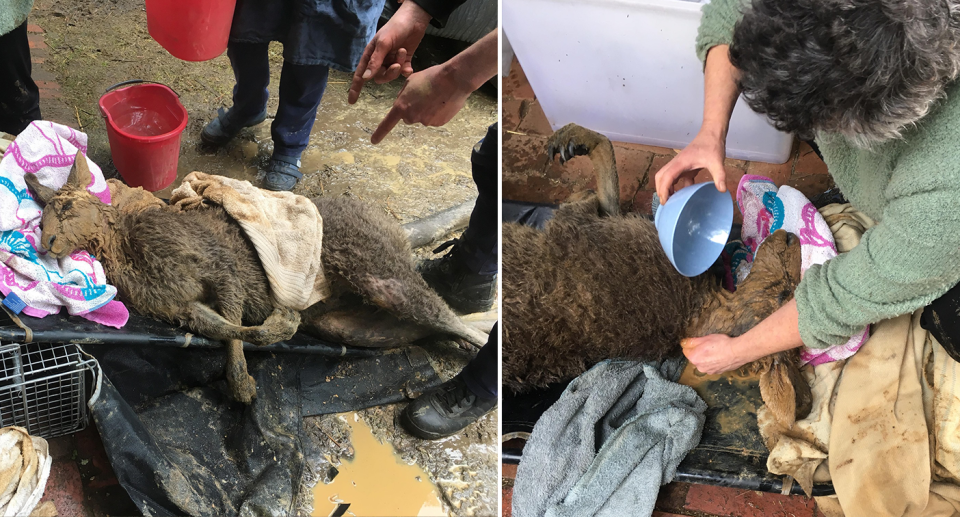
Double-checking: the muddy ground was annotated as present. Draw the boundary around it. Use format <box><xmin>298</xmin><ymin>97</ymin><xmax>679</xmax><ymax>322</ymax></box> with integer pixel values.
<box><xmin>32</xmin><ymin>0</ymin><xmax>496</xmax><ymax>223</ymax></box>
<box><xmin>30</xmin><ymin>0</ymin><xmax>498</xmax><ymax>515</ymax></box>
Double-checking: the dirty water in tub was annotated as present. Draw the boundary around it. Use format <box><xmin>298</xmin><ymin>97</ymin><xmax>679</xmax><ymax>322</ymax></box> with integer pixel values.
<box><xmin>311</xmin><ymin>412</ymin><xmax>446</xmax><ymax>517</ymax></box>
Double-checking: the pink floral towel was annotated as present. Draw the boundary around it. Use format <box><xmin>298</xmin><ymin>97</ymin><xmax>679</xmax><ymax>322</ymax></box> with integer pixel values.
<box><xmin>0</xmin><ymin>121</ymin><xmax>128</xmax><ymax>327</ymax></box>
<box><xmin>737</xmin><ymin>174</ymin><xmax>866</xmax><ymax>366</ymax></box>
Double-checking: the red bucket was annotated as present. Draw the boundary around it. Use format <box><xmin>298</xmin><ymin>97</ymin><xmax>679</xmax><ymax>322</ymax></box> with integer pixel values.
<box><xmin>145</xmin><ymin>0</ymin><xmax>237</xmax><ymax>62</ymax></box>
<box><xmin>98</xmin><ymin>81</ymin><xmax>188</xmax><ymax>192</ymax></box>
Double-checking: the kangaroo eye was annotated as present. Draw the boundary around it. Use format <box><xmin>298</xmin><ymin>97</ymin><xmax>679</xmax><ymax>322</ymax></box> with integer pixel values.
<box><xmin>778</xmin><ymin>289</ymin><xmax>793</xmax><ymax>304</ymax></box>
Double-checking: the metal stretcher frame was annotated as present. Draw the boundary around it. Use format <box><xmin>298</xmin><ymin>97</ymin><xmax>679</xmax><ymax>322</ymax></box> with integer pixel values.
<box><xmin>0</xmin><ymin>308</ymin><xmax>383</xmax><ymax>358</ymax></box>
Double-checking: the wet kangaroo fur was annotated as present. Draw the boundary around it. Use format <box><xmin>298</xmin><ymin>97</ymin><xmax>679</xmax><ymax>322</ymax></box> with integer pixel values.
<box><xmin>25</xmin><ymin>152</ymin><xmax>487</xmax><ymax>404</ymax></box>
<box><xmin>503</xmin><ymin>124</ymin><xmax>812</xmax><ymax>427</ymax></box>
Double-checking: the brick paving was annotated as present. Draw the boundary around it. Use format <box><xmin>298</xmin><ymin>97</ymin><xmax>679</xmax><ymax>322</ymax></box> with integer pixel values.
<box><xmin>40</xmin><ymin>426</ymin><xmax>137</xmax><ymax>517</ymax></box>
<box><xmin>501</xmin><ymin>464</ymin><xmax>823</xmax><ymax>517</ymax></box>
<box><xmin>500</xmin><ymin>56</ymin><xmax>834</xmax><ymax>517</ymax></box>
<box><xmin>25</xmin><ymin>21</ymin><xmax>74</xmax><ymax>125</ymax></box>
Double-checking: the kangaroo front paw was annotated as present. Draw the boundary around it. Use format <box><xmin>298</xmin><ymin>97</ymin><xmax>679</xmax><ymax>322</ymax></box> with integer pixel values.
<box><xmin>249</xmin><ymin>307</ymin><xmax>301</xmax><ymax>346</ymax></box>
<box><xmin>546</xmin><ymin>123</ymin><xmax>607</xmax><ymax>164</ymax></box>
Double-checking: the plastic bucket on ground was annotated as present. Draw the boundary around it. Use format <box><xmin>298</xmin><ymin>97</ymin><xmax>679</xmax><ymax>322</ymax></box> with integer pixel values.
<box><xmin>98</xmin><ymin>80</ymin><xmax>188</xmax><ymax>192</ymax></box>
<box><xmin>145</xmin><ymin>0</ymin><xmax>237</xmax><ymax>62</ymax></box>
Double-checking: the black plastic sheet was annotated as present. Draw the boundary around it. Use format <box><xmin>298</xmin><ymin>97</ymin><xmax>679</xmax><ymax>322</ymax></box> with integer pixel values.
<box><xmin>0</xmin><ymin>303</ymin><xmax>441</xmax><ymax>517</ymax></box>
<box><xmin>84</xmin><ymin>341</ymin><xmax>443</xmax><ymax>516</ymax></box>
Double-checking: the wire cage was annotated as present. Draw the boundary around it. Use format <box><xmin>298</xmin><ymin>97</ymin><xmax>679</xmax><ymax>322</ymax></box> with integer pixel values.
<box><xmin>0</xmin><ymin>342</ymin><xmax>97</xmax><ymax>439</ymax></box>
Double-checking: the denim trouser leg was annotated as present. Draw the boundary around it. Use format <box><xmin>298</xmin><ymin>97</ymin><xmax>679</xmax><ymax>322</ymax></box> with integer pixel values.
<box><xmin>271</xmin><ymin>60</ymin><xmax>329</xmax><ymax>158</ymax></box>
<box><xmin>226</xmin><ymin>41</ymin><xmax>271</xmax><ymax>121</ymax></box>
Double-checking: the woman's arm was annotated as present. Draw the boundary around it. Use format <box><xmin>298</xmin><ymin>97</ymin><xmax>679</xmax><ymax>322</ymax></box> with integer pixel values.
<box><xmin>654</xmin><ymin>0</ymin><xmax>746</xmax><ymax>202</ymax></box>
<box><xmin>655</xmin><ymin>45</ymin><xmax>741</xmax><ymax>203</ymax></box>
<box><xmin>683</xmin><ymin>299</ymin><xmax>803</xmax><ymax>374</ymax></box>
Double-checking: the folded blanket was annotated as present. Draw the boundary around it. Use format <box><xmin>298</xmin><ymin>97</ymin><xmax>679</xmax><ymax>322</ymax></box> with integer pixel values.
<box><xmin>0</xmin><ymin>121</ymin><xmax>127</xmax><ymax>327</ymax></box>
<box><xmin>736</xmin><ymin>175</ymin><xmax>867</xmax><ymax>366</ymax></box>
<box><xmin>170</xmin><ymin>171</ymin><xmax>329</xmax><ymax>310</ymax></box>
<box><xmin>0</xmin><ymin>426</ymin><xmax>52</xmax><ymax>517</ymax></box>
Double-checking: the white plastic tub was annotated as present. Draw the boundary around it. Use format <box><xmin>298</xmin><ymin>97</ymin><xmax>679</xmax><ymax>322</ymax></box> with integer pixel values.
<box><xmin>502</xmin><ymin>0</ymin><xmax>794</xmax><ymax>163</ymax></box>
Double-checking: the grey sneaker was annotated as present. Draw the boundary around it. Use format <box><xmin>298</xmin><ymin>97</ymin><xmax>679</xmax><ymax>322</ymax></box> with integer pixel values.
<box><xmin>262</xmin><ymin>154</ymin><xmax>303</xmax><ymax>191</ymax></box>
<box><xmin>200</xmin><ymin>106</ymin><xmax>267</xmax><ymax>147</ymax></box>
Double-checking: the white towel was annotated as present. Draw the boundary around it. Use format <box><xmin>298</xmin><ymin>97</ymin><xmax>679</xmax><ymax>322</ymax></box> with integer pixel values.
<box><xmin>736</xmin><ymin>174</ymin><xmax>867</xmax><ymax>366</ymax></box>
<box><xmin>0</xmin><ymin>121</ymin><xmax>128</xmax><ymax>327</ymax></box>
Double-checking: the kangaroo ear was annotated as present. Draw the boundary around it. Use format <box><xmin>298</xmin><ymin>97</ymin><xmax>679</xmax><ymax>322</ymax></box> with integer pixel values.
<box><xmin>23</xmin><ymin>173</ymin><xmax>55</xmax><ymax>205</ymax></box>
<box><xmin>64</xmin><ymin>151</ymin><xmax>92</xmax><ymax>191</ymax></box>
<box><xmin>759</xmin><ymin>361</ymin><xmax>798</xmax><ymax>428</ymax></box>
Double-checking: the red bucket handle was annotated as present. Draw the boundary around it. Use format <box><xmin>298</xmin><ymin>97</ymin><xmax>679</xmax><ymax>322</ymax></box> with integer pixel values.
<box><xmin>99</xmin><ymin>80</ymin><xmax>182</xmax><ymax>119</ymax></box>
<box><xmin>103</xmin><ymin>79</ymin><xmax>181</xmax><ymax>98</ymax></box>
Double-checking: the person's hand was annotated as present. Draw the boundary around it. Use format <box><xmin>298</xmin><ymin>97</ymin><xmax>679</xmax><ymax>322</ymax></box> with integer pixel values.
<box><xmin>654</xmin><ymin>129</ymin><xmax>727</xmax><ymax>203</ymax></box>
<box><xmin>371</xmin><ymin>64</ymin><xmax>470</xmax><ymax>144</ymax></box>
<box><xmin>681</xmin><ymin>334</ymin><xmax>751</xmax><ymax>375</ymax></box>
<box><xmin>348</xmin><ymin>0</ymin><xmax>432</xmax><ymax>104</ymax></box>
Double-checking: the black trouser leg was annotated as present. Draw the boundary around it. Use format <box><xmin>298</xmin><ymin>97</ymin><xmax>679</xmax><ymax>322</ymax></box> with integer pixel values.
<box><xmin>0</xmin><ymin>21</ymin><xmax>41</xmax><ymax>134</ymax></box>
<box><xmin>459</xmin><ymin>322</ymin><xmax>498</xmax><ymax>399</ymax></box>
<box><xmin>459</xmin><ymin>123</ymin><xmax>498</xmax><ymax>275</ymax></box>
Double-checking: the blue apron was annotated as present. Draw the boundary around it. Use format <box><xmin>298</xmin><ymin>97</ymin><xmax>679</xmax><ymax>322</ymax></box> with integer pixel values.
<box><xmin>229</xmin><ymin>0</ymin><xmax>384</xmax><ymax>72</ymax></box>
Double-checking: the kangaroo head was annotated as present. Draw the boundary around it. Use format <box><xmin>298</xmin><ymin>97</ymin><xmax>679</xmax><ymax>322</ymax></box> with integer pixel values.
<box><xmin>24</xmin><ymin>151</ymin><xmax>113</xmax><ymax>259</ymax></box>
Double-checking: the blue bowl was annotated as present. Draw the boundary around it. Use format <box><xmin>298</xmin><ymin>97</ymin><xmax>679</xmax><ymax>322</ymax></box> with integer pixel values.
<box><xmin>654</xmin><ymin>182</ymin><xmax>733</xmax><ymax>277</ymax></box>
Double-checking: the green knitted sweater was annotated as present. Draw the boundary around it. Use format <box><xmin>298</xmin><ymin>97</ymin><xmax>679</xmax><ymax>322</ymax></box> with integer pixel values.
<box><xmin>0</xmin><ymin>0</ymin><xmax>34</xmax><ymax>36</ymax></box>
<box><xmin>697</xmin><ymin>0</ymin><xmax>960</xmax><ymax>349</ymax></box>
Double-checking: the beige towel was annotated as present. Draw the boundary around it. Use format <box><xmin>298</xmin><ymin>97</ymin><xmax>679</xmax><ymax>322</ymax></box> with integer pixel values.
<box><xmin>170</xmin><ymin>171</ymin><xmax>330</xmax><ymax>310</ymax></box>
<box><xmin>761</xmin><ymin>203</ymin><xmax>875</xmax><ymax>497</ymax></box>
<box><xmin>762</xmin><ymin>203</ymin><xmax>960</xmax><ymax>517</ymax></box>
<box><xmin>0</xmin><ymin>426</ymin><xmax>53</xmax><ymax>517</ymax></box>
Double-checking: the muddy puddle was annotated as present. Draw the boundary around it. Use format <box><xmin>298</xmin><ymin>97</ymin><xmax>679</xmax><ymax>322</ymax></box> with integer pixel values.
<box><xmin>311</xmin><ymin>412</ymin><xmax>445</xmax><ymax>517</ymax></box>
<box><xmin>679</xmin><ymin>362</ymin><xmax>768</xmax><ymax>455</ymax></box>
<box><xmin>300</xmin><ymin>350</ymin><xmax>499</xmax><ymax>517</ymax></box>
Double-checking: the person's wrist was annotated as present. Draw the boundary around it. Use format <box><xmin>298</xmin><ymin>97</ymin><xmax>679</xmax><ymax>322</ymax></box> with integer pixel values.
<box><xmin>398</xmin><ymin>0</ymin><xmax>433</xmax><ymax>28</ymax></box>
<box><xmin>439</xmin><ymin>59</ymin><xmax>480</xmax><ymax>95</ymax></box>
<box><xmin>697</xmin><ymin>122</ymin><xmax>727</xmax><ymax>144</ymax></box>
<box><xmin>732</xmin><ymin>333</ymin><xmax>762</xmax><ymax>366</ymax></box>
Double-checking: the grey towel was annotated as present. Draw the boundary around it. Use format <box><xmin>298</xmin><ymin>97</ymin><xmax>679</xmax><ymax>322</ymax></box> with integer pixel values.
<box><xmin>513</xmin><ymin>358</ymin><xmax>706</xmax><ymax>517</ymax></box>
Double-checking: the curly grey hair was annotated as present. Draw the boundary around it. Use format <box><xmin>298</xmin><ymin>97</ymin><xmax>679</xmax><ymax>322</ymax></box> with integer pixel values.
<box><xmin>730</xmin><ymin>0</ymin><xmax>960</xmax><ymax>146</ymax></box>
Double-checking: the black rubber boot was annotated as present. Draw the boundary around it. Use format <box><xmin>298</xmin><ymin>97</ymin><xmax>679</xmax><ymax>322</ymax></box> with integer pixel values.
<box><xmin>400</xmin><ymin>375</ymin><xmax>497</xmax><ymax>440</ymax></box>
<box><xmin>418</xmin><ymin>239</ymin><xmax>496</xmax><ymax>314</ymax></box>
